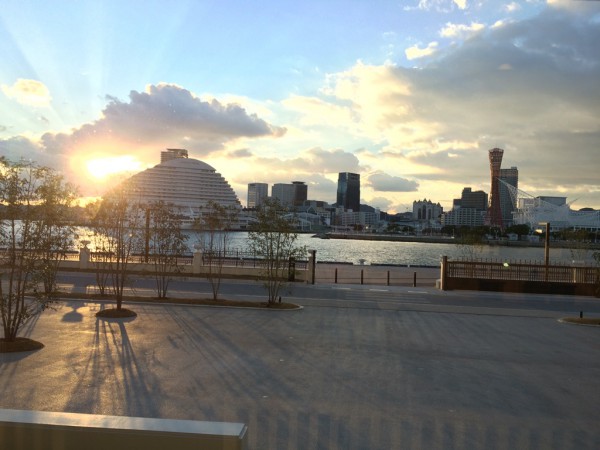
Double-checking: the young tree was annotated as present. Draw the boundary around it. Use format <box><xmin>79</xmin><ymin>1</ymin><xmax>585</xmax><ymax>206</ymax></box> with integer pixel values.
<box><xmin>90</xmin><ymin>188</ymin><xmax>143</xmax><ymax>315</ymax></box>
<box><xmin>196</xmin><ymin>200</ymin><xmax>239</xmax><ymax>300</ymax></box>
<box><xmin>248</xmin><ymin>198</ymin><xmax>306</xmax><ymax>305</ymax></box>
<box><xmin>0</xmin><ymin>159</ymin><xmax>77</xmax><ymax>346</ymax></box>
<box><xmin>147</xmin><ymin>201</ymin><xmax>188</xmax><ymax>299</ymax></box>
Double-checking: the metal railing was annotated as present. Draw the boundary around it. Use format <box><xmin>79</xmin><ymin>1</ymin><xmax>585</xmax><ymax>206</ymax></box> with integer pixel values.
<box><xmin>446</xmin><ymin>259</ymin><xmax>598</xmax><ymax>284</ymax></box>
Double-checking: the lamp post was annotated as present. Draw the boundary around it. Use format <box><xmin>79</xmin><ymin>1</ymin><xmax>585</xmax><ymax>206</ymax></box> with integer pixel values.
<box><xmin>537</xmin><ymin>222</ymin><xmax>550</xmax><ymax>282</ymax></box>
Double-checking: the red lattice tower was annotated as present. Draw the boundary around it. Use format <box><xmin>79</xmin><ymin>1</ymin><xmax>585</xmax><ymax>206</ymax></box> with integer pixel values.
<box><xmin>487</xmin><ymin>148</ymin><xmax>504</xmax><ymax>228</ymax></box>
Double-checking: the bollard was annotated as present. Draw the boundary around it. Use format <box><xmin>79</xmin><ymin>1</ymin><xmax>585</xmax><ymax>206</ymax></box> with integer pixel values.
<box><xmin>335</xmin><ymin>268</ymin><xmax>338</xmax><ymax>284</ymax></box>
<box><xmin>413</xmin><ymin>271</ymin><xmax>417</xmax><ymax>287</ymax></box>
<box><xmin>361</xmin><ymin>269</ymin><xmax>364</xmax><ymax>285</ymax></box>
<box><xmin>387</xmin><ymin>271</ymin><xmax>390</xmax><ymax>286</ymax></box>
<box><xmin>580</xmin><ymin>311</ymin><xmax>583</xmax><ymax>318</ymax></box>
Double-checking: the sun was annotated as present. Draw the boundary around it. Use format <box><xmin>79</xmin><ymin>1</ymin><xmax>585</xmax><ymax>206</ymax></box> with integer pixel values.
<box><xmin>85</xmin><ymin>155</ymin><xmax>144</xmax><ymax>180</ymax></box>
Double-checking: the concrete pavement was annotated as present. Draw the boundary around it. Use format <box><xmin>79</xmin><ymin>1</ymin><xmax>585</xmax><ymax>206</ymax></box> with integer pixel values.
<box><xmin>1</xmin><ymin>284</ymin><xmax>599</xmax><ymax>449</ymax></box>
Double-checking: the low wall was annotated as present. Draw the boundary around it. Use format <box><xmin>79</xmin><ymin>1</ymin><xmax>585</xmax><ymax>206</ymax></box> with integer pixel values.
<box><xmin>0</xmin><ymin>409</ymin><xmax>247</xmax><ymax>450</ymax></box>
<box><xmin>444</xmin><ymin>277</ymin><xmax>596</xmax><ymax>296</ymax></box>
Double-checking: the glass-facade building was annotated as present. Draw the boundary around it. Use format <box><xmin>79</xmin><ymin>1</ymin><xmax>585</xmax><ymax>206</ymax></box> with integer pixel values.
<box><xmin>337</xmin><ymin>172</ymin><xmax>360</xmax><ymax>212</ymax></box>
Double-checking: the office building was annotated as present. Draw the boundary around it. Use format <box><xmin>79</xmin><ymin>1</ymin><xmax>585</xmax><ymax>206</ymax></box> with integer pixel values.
<box><xmin>337</xmin><ymin>172</ymin><xmax>360</xmax><ymax>212</ymax></box>
<box><xmin>271</xmin><ymin>181</ymin><xmax>308</xmax><ymax>208</ymax></box>
<box><xmin>442</xmin><ymin>187</ymin><xmax>488</xmax><ymax>227</ymax></box>
<box><xmin>499</xmin><ymin>166</ymin><xmax>518</xmax><ymax>227</ymax></box>
<box><xmin>247</xmin><ymin>183</ymin><xmax>268</xmax><ymax>208</ymax></box>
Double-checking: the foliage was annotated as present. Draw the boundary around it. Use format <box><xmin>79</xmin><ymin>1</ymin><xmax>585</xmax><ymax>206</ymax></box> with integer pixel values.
<box><xmin>147</xmin><ymin>201</ymin><xmax>188</xmax><ymax>299</ymax></box>
<box><xmin>248</xmin><ymin>198</ymin><xmax>306</xmax><ymax>304</ymax></box>
<box><xmin>89</xmin><ymin>188</ymin><xmax>144</xmax><ymax>310</ymax></box>
<box><xmin>456</xmin><ymin>230</ymin><xmax>485</xmax><ymax>260</ymax></box>
<box><xmin>504</xmin><ymin>224</ymin><xmax>530</xmax><ymax>237</ymax></box>
<box><xmin>195</xmin><ymin>200</ymin><xmax>239</xmax><ymax>300</ymax></box>
<box><xmin>0</xmin><ymin>159</ymin><xmax>77</xmax><ymax>341</ymax></box>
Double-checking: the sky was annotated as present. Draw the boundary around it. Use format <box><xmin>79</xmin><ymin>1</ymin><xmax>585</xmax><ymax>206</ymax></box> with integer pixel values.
<box><xmin>1</xmin><ymin>0</ymin><xmax>599</xmax><ymax>213</ymax></box>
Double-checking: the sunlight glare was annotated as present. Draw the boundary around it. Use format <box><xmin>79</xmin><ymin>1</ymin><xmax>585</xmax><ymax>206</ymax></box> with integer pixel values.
<box><xmin>86</xmin><ymin>155</ymin><xmax>144</xmax><ymax>180</ymax></box>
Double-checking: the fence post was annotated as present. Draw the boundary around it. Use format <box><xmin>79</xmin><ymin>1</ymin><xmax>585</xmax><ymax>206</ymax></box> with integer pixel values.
<box><xmin>441</xmin><ymin>256</ymin><xmax>448</xmax><ymax>290</ymax></box>
<box><xmin>413</xmin><ymin>271</ymin><xmax>417</xmax><ymax>287</ymax></box>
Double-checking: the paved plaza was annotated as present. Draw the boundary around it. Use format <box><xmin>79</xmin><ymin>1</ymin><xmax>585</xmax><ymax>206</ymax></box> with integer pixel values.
<box><xmin>1</xmin><ymin>285</ymin><xmax>599</xmax><ymax>449</ymax></box>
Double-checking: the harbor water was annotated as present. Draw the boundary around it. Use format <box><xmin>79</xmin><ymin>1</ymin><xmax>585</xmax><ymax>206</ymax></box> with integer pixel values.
<box><xmin>206</xmin><ymin>232</ymin><xmax>596</xmax><ymax>267</ymax></box>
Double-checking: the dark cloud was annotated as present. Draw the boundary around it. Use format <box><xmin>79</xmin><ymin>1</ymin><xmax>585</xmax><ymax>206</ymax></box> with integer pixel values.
<box><xmin>379</xmin><ymin>8</ymin><xmax>600</xmax><ymax>203</ymax></box>
<box><xmin>228</xmin><ymin>148</ymin><xmax>253</xmax><ymax>158</ymax></box>
<box><xmin>40</xmin><ymin>83</ymin><xmax>286</xmax><ymax>158</ymax></box>
<box><xmin>367</xmin><ymin>172</ymin><xmax>419</xmax><ymax>192</ymax></box>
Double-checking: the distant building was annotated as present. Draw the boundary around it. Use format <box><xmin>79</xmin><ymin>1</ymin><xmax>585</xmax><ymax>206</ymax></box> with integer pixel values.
<box><xmin>271</xmin><ymin>181</ymin><xmax>308</xmax><ymax>207</ymax></box>
<box><xmin>442</xmin><ymin>187</ymin><xmax>488</xmax><ymax>227</ymax></box>
<box><xmin>337</xmin><ymin>172</ymin><xmax>360</xmax><ymax>212</ymax></box>
<box><xmin>292</xmin><ymin>181</ymin><xmax>308</xmax><ymax>206</ymax></box>
<box><xmin>499</xmin><ymin>166</ymin><xmax>518</xmax><ymax>228</ymax></box>
<box><xmin>247</xmin><ymin>182</ymin><xmax>268</xmax><ymax>208</ymax></box>
<box><xmin>118</xmin><ymin>149</ymin><xmax>240</xmax><ymax>224</ymax></box>
<box><xmin>412</xmin><ymin>199</ymin><xmax>443</xmax><ymax>221</ymax></box>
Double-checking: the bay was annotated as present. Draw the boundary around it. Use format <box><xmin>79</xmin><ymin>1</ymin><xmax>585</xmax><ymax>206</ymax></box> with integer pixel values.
<box><xmin>194</xmin><ymin>232</ymin><xmax>595</xmax><ymax>267</ymax></box>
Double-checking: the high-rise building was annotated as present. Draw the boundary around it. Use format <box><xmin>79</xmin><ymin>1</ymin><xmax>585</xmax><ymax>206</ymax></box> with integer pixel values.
<box><xmin>271</xmin><ymin>181</ymin><xmax>308</xmax><ymax>207</ymax></box>
<box><xmin>247</xmin><ymin>182</ymin><xmax>268</xmax><ymax>208</ymax></box>
<box><xmin>337</xmin><ymin>172</ymin><xmax>360</xmax><ymax>212</ymax></box>
<box><xmin>499</xmin><ymin>166</ymin><xmax>518</xmax><ymax>227</ymax></box>
<box><xmin>442</xmin><ymin>187</ymin><xmax>488</xmax><ymax>227</ymax></box>
<box><xmin>292</xmin><ymin>181</ymin><xmax>308</xmax><ymax>207</ymax></box>
<box><xmin>486</xmin><ymin>148</ymin><xmax>504</xmax><ymax>228</ymax></box>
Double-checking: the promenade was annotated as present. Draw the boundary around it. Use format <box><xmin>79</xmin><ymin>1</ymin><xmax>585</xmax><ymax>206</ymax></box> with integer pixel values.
<box><xmin>1</xmin><ymin>276</ymin><xmax>599</xmax><ymax>449</ymax></box>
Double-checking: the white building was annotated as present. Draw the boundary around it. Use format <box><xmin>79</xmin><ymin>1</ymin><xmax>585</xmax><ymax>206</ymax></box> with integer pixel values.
<box><xmin>120</xmin><ymin>149</ymin><xmax>241</xmax><ymax>224</ymax></box>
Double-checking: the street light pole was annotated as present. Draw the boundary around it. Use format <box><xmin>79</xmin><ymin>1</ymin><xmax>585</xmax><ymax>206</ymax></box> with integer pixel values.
<box><xmin>544</xmin><ymin>222</ymin><xmax>550</xmax><ymax>282</ymax></box>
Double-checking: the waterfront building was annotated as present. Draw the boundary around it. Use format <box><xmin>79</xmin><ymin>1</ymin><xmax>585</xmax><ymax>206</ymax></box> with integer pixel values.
<box><xmin>499</xmin><ymin>166</ymin><xmax>519</xmax><ymax>228</ymax></box>
<box><xmin>247</xmin><ymin>182</ymin><xmax>268</xmax><ymax>208</ymax></box>
<box><xmin>442</xmin><ymin>187</ymin><xmax>488</xmax><ymax>227</ymax></box>
<box><xmin>412</xmin><ymin>199</ymin><xmax>443</xmax><ymax>221</ymax></box>
<box><xmin>271</xmin><ymin>181</ymin><xmax>308</xmax><ymax>208</ymax></box>
<box><xmin>118</xmin><ymin>149</ymin><xmax>241</xmax><ymax>224</ymax></box>
<box><xmin>337</xmin><ymin>172</ymin><xmax>360</xmax><ymax>212</ymax></box>
<box><xmin>513</xmin><ymin>196</ymin><xmax>600</xmax><ymax>231</ymax></box>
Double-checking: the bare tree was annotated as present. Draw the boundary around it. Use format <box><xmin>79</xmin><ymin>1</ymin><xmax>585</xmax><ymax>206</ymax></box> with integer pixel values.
<box><xmin>90</xmin><ymin>188</ymin><xmax>143</xmax><ymax>315</ymax></box>
<box><xmin>248</xmin><ymin>198</ymin><xmax>305</xmax><ymax>305</ymax></box>
<box><xmin>146</xmin><ymin>201</ymin><xmax>188</xmax><ymax>299</ymax></box>
<box><xmin>84</xmin><ymin>200</ymin><xmax>111</xmax><ymax>295</ymax></box>
<box><xmin>196</xmin><ymin>201</ymin><xmax>239</xmax><ymax>300</ymax></box>
<box><xmin>0</xmin><ymin>159</ymin><xmax>77</xmax><ymax>347</ymax></box>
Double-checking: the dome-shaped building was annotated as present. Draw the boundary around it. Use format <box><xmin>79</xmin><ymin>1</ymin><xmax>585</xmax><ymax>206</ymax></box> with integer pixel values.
<box><xmin>120</xmin><ymin>149</ymin><xmax>241</xmax><ymax>224</ymax></box>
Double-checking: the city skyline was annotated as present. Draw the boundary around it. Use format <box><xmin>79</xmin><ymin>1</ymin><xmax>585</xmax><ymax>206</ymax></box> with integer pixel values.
<box><xmin>1</xmin><ymin>1</ymin><xmax>599</xmax><ymax>212</ymax></box>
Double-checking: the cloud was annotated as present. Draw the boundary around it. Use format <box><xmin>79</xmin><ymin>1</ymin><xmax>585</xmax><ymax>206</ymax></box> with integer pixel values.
<box><xmin>367</xmin><ymin>172</ymin><xmax>419</xmax><ymax>192</ymax></box>
<box><xmin>2</xmin><ymin>83</ymin><xmax>286</xmax><ymax>196</ymax></box>
<box><xmin>405</xmin><ymin>42</ymin><xmax>439</xmax><ymax>60</ymax></box>
<box><xmin>504</xmin><ymin>2</ymin><xmax>521</xmax><ymax>13</ymax></box>
<box><xmin>1</xmin><ymin>79</ymin><xmax>51</xmax><ymax>107</ymax></box>
<box><xmin>285</xmin><ymin>7</ymin><xmax>600</xmax><ymax>208</ymax></box>
<box><xmin>408</xmin><ymin>0</ymin><xmax>467</xmax><ymax>12</ymax></box>
<box><xmin>227</xmin><ymin>148</ymin><xmax>253</xmax><ymax>158</ymax></box>
<box><xmin>439</xmin><ymin>21</ymin><xmax>485</xmax><ymax>39</ymax></box>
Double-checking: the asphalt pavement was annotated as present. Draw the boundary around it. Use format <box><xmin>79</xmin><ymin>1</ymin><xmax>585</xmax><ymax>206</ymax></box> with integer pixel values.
<box><xmin>1</xmin><ymin>275</ymin><xmax>599</xmax><ymax>449</ymax></box>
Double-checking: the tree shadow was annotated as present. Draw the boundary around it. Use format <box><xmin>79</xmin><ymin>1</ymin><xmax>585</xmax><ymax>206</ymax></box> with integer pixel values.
<box><xmin>61</xmin><ymin>302</ymin><xmax>84</xmax><ymax>323</ymax></box>
<box><xmin>63</xmin><ymin>306</ymin><xmax>163</xmax><ymax>417</ymax></box>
